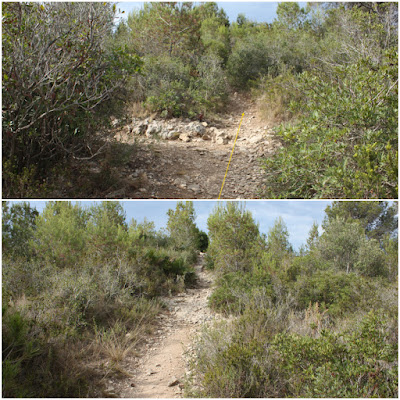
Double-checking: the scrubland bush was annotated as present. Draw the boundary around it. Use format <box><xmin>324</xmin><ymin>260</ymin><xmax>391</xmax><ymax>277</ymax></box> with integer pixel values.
<box><xmin>136</xmin><ymin>54</ymin><xmax>228</xmax><ymax>118</ymax></box>
<box><xmin>2</xmin><ymin>3</ymin><xmax>142</xmax><ymax>197</ymax></box>
<box><xmin>208</xmin><ymin>271</ymin><xmax>274</xmax><ymax>315</ymax></box>
<box><xmin>272</xmin><ymin>311</ymin><xmax>398</xmax><ymax>397</ymax></box>
<box><xmin>207</xmin><ymin>202</ymin><xmax>262</xmax><ymax>274</ymax></box>
<box><xmin>190</xmin><ymin>297</ymin><xmax>398</xmax><ymax>398</ymax></box>
<box><xmin>227</xmin><ymin>34</ymin><xmax>274</xmax><ymax>88</ymax></box>
<box><xmin>2</xmin><ymin>201</ymin><xmax>203</xmax><ymax>397</ymax></box>
<box><xmin>293</xmin><ymin>270</ymin><xmax>369</xmax><ymax>316</ymax></box>
<box><xmin>258</xmin><ymin>3</ymin><xmax>398</xmax><ymax>199</ymax></box>
<box><xmin>262</xmin><ymin>54</ymin><xmax>398</xmax><ymax>198</ymax></box>
<box><xmin>188</xmin><ymin>202</ymin><xmax>397</xmax><ymax>398</ymax></box>
<box><xmin>2</xmin><ymin>304</ymin><xmax>97</xmax><ymax>397</ymax></box>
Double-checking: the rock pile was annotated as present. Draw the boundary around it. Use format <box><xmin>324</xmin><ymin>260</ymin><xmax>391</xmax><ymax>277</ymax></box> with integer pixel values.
<box><xmin>128</xmin><ymin>117</ymin><xmax>232</xmax><ymax>145</ymax></box>
<box><xmin>110</xmin><ymin>101</ymin><xmax>282</xmax><ymax>199</ymax></box>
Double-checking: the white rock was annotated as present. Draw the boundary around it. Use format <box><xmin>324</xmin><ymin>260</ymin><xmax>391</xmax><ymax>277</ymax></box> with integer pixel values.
<box><xmin>248</xmin><ymin>134</ymin><xmax>264</xmax><ymax>144</ymax></box>
<box><xmin>216</xmin><ymin>136</ymin><xmax>229</xmax><ymax>145</ymax></box>
<box><xmin>146</xmin><ymin>122</ymin><xmax>162</xmax><ymax>137</ymax></box>
<box><xmin>187</xmin><ymin>122</ymin><xmax>206</xmax><ymax>136</ymax></box>
<box><xmin>161</xmin><ymin>130</ymin><xmax>180</xmax><ymax>140</ymax></box>
<box><xmin>133</xmin><ymin>122</ymin><xmax>148</xmax><ymax>135</ymax></box>
<box><xmin>179</xmin><ymin>133</ymin><xmax>191</xmax><ymax>142</ymax></box>
<box><xmin>188</xmin><ymin>184</ymin><xmax>201</xmax><ymax>193</ymax></box>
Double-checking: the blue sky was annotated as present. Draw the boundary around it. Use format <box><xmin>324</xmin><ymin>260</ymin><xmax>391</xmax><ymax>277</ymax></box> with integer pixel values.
<box><xmin>115</xmin><ymin>2</ymin><xmax>306</xmax><ymax>24</ymax></box>
<box><xmin>15</xmin><ymin>200</ymin><xmax>331</xmax><ymax>250</ymax></box>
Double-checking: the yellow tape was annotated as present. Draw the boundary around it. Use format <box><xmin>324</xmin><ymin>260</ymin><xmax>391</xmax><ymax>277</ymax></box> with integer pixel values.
<box><xmin>218</xmin><ymin>112</ymin><xmax>245</xmax><ymax>199</ymax></box>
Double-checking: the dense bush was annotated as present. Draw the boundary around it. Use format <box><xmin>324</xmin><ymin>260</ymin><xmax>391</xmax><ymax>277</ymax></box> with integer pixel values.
<box><xmin>187</xmin><ymin>201</ymin><xmax>397</xmax><ymax>398</ymax></box>
<box><xmin>258</xmin><ymin>3</ymin><xmax>398</xmax><ymax>199</ymax></box>
<box><xmin>272</xmin><ymin>311</ymin><xmax>398</xmax><ymax>397</ymax></box>
<box><xmin>2</xmin><ymin>3</ymin><xmax>142</xmax><ymax>197</ymax></box>
<box><xmin>293</xmin><ymin>270</ymin><xmax>369</xmax><ymax>316</ymax></box>
<box><xmin>207</xmin><ymin>202</ymin><xmax>262</xmax><ymax>274</ymax></box>
<box><xmin>227</xmin><ymin>34</ymin><xmax>274</xmax><ymax>88</ymax></box>
<box><xmin>2</xmin><ymin>201</ymin><xmax>203</xmax><ymax>397</ymax></box>
<box><xmin>136</xmin><ymin>54</ymin><xmax>228</xmax><ymax>118</ymax></box>
<box><xmin>123</xmin><ymin>2</ymin><xmax>229</xmax><ymax>118</ymax></box>
<box><xmin>208</xmin><ymin>270</ymin><xmax>274</xmax><ymax>315</ymax></box>
<box><xmin>261</xmin><ymin>53</ymin><xmax>398</xmax><ymax>198</ymax></box>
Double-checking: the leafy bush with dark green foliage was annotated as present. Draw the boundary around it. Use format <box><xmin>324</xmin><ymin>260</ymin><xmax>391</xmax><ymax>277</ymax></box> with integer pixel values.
<box><xmin>272</xmin><ymin>311</ymin><xmax>398</xmax><ymax>398</ymax></box>
<box><xmin>261</xmin><ymin>53</ymin><xmax>398</xmax><ymax>198</ymax></box>
<box><xmin>227</xmin><ymin>34</ymin><xmax>274</xmax><ymax>88</ymax></box>
<box><xmin>293</xmin><ymin>270</ymin><xmax>372</xmax><ymax>316</ymax></box>
<box><xmin>2</xmin><ymin>202</ymin><xmax>38</xmax><ymax>260</ymax></box>
<box><xmin>208</xmin><ymin>270</ymin><xmax>274</xmax><ymax>314</ymax></box>
<box><xmin>196</xmin><ymin>231</ymin><xmax>209</xmax><ymax>252</ymax></box>
<box><xmin>139</xmin><ymin>55</ymin><xmax>228</xmax><ymax>118</ymax></box>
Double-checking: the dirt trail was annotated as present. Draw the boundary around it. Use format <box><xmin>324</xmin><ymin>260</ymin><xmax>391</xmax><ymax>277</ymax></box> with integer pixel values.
<box><xmin>107</xmin><ymin>253</ymin><xmax>216</xmax><ymax>398</ymax></box>
<box><xmin>111</xmin><ymin>95</ymin><xmax>281</xmax><ymax>199</ymax></box>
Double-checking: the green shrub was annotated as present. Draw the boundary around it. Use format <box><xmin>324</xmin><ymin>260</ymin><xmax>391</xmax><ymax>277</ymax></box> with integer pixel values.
<box><xmin>202</xmin><ymin>340</ymin><xmax>267</xmax><ymax>397</ymax></box>
<box><xmin>227</xmin><ymin>34</ymin><xmax>275</xmax><ymax>88</ymax></box>
<box><xmin>196</xmin><ymin>231</ymin><xmax>209</xmax><ymax>252</ymax></box>
<box><xmin>2</xmin><ymin>3</ymin><xmax>142</xmax><ymax>196</ymax></box>
<box><xmin>293</xmin><ymin>270</ymin><xmax>367</xmax><ymax>316</ymax></box>
<box><xmin>271</xmin><ymin>311</ymin><xmax>398</xmax><ymax>397</ymax></box>
<box><xmin>186</xmin><ymin>321</ymin><xmax>280</xmax><ymax>398</ymax></box>
<box><xmin>140</xmin><ymin>55</ymin><xmax>228</xmax><ymax>117</ymax></box>
<box><xmin>2</xmin><ymin>259</ymin><xmax>50</xmax><ymax>299</ymax></box>
<box><xmin>2</xmin><ymin>306</ymin><xmax>94</xmax><ymax>397</ymax></box>
<box><xmin>261</xmin><ymin>53</ymin><xmax>398</xmax><ymax>199</ymax></box>
<box><xmin>207</xmin><ymin>202</ymin><xmax>262</xmax><ymax>274</ymax></box>
<box><xmin>208</xmin><ymin>270</ymin><xmax>273</xmax><ymax>315</ymax></box>
<box><xmin>189</xmin><ymin>309</ymin><xmax>397</xmax><ymax>398</ymax></box>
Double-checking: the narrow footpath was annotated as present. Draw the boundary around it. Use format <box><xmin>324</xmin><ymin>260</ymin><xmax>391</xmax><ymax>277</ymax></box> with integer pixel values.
<box><xmin>109</xmin><ymin>95</ymin><xmax>281</xmax><ymax>199</ymax></box>
<box><xmin>105</xmin><ymin>253</ymin><xmax>217</xmax><ymax>398</ymax></box>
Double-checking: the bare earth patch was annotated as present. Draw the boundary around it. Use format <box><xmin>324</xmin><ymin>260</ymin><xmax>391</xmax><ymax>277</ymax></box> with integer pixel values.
<box><xmin>101</xmin><ymin>254</ymin><xmax>219</xmax><ymax>398</ymax></box>
<box><xmin>111</xmin><ymin>96</ymin><xmax>281</xmax><ymax>199</ymax></box>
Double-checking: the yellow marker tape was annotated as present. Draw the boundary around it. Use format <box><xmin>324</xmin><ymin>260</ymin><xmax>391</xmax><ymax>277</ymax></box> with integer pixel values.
<box><xmin>218</xmin><ymin>112</ymin><xmax>245</xmax><ymax>199</ymax></box>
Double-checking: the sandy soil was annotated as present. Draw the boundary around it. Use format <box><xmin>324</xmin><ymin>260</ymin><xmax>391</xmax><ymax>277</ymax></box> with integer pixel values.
<box><xmin>110</xmin><ymin>95</ymin><xmax>281</xmax><ymax>199</ymax></box>
<box><xmin>102</xmin><ymin>253</ymin><xmax>217</xmax><ymax>398</ymax></box>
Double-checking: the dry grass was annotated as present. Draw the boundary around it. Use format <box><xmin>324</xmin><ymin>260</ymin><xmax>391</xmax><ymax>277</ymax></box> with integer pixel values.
<box><xmin>93</xmin><ymin>320</ymin><xmax>143</xmax><ymax>363</ymax></box>
<box><xmin>129</xmin><ymin>101</ymin><xmax>153</xmax><ymax>119</ymax></box>
<box><xmin>288</xmin><ymin>302</ymin><xmax>331</xmax><ymax>338</ymax></box>
<box><xmin>257</xmin><ymin>93</ymin><xmax>293</xmax><ymax>125</ymax></box>
<box><xmin>9</xmin><ymin>293</ymin><xmax>30</xmax><ymax>309</ymax></box>
<box><xmin>92</xmin><ymin>299</ymin><xmax>162</xmax><ymax>365</ymax></box>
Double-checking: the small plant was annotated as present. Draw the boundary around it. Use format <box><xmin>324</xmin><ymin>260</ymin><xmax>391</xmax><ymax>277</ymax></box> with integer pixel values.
<box><xmin>93</xmin><ymin>320</ymin><xmax>140</xmax><ymax>364</ymax></box>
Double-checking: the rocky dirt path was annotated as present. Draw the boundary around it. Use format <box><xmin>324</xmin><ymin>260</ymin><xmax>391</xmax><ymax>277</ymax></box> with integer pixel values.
<box><xmin>110</xmin><ymin>95</ymin><xmax>281</xmax><ymax>199</ymax></box>
<box><xmin>105</xmin><ymin>253</ymin><xmax>217</xmax><ymax>398</ymax></box>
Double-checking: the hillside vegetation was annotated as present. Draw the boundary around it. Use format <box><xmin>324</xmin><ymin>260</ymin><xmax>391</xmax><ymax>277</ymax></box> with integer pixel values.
<box><xmin>2</xmin><ymin>2</ymin><xmax>398</xmax><ymax>198</ymax></box>
<box><xmin>2</xmin><ymin>200</ymin><xmax>398</xmax><ymax>397</ymax></box>
<box><xmin>187</xmin><ymin>201</ymin><xmax>398</xmax><ymax>397</ymax></box>
<box><xmin>2</xmin><ymin>201</ymin><xmax>206</xmax><ymax>397</ymax></box>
